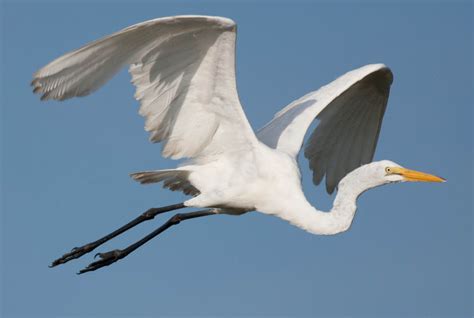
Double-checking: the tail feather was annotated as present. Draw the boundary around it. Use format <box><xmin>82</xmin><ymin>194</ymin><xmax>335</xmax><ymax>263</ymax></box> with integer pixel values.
<box><xmin>130</xmin><ymin>169</ymin><xmax>199</xmax><ymax>196</ymax></box>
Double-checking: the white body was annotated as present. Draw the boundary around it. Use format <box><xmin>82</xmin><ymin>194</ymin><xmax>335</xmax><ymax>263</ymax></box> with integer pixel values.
<box><xmin>184</xmin><ymin>143</ymin><xmax>302</xmax><ymax>213</ymax></box>
<box><xmin>33</xmin><ymin>16</ymin><xmax>442</xmax><ymax>236</ymax></box>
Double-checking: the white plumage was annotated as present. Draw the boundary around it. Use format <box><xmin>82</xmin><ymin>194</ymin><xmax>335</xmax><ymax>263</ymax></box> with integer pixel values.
<box><xmin>33</xmin><ymin>16</ymin><xmax>444</xmax><ymax>272</ymax></box>
<box><xmin>33</xmin><ymin>16</ymin><xmax>256</xmax><ymax>160</ymax></box>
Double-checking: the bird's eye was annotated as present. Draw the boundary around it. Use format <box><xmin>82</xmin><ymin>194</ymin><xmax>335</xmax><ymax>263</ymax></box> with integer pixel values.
<box><xmin>385</xmin><ymin>167</ymin><xmax>392</xmax><ymax>174</ymax></box>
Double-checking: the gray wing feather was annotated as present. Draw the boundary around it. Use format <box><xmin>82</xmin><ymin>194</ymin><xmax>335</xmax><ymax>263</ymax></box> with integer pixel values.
<box><xmin>304</xmin><ymin>68</ymin><xmax>393</xmax><ymax>193</ymax></box>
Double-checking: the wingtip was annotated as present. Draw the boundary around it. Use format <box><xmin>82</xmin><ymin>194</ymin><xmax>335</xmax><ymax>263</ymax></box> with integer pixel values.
<box><xmin>326</xmin><ymin>185</ymin><xmax>336</xmax><ymax>195</ymax></box>
<box><xmin>32</xmin><ymin>86</ymin><xmax>41</xmax><ymax>94</ymax></box>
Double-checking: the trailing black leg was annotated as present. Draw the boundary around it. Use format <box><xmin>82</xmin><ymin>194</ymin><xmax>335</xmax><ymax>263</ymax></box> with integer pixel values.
<box><xmin>78</xmin><ymin>209</ymin><xmax>217</xmax><ymax>274</ymax></box>
<box><xmin>50</xmin><ymin>203</ymin><xmax>186</xmax><ymax>267</ymax></box>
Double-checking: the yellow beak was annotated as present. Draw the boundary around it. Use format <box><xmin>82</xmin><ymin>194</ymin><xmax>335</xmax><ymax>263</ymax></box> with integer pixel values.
<box><xmin>390</xmin><ymin>167</ymin><xmax>445</xmax><ymax>183</ymax></box>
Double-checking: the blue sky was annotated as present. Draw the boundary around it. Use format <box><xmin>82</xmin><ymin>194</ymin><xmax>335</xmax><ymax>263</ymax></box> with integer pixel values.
<box><xmin>1</xmin><ymin>1</ymin><xmax>472</xmax><ymax>317</ymax></box>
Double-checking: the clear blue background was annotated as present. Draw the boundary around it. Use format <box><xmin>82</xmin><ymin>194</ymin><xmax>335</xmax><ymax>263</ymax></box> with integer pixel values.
<box><xmin>1</xmin><ymin>1</ymin><xmax>472</xmax><ymax>317</ymax></box>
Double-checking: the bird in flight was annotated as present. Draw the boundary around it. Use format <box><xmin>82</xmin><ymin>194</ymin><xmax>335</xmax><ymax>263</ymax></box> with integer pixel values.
<box><xmin>32</xmin><ymin>15</ymin><xmax>444</xmax><ymax>274</ymax></box>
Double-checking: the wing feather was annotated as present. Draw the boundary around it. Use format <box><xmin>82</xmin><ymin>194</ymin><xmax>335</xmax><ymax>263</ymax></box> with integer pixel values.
<box><xmin>32</xmin><ymin>15</ymin><xmax>257</xmax><ymax>159</ymax></box>
<box><xmin>308</xmin><ymin>93</ymin><xmax>361</xmax><ymax>188</ymax></box>
<box><xmin>323</xmin><ymin>101</ymin><xmax>366</xmax><ymax>193</ymax></box>
<box><xmin>257</xmin><ymin>64</ymin><xmax>393</xmax><ymax>193</ymax></box>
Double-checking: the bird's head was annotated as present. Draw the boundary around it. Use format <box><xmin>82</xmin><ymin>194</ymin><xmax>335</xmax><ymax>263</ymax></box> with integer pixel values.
<box><xmin>343</xmin><ymin>160</ymin><xmax>445</xmax><ymax>194</ymax></box>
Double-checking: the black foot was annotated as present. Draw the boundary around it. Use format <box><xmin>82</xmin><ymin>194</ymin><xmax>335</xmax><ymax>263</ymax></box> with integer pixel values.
<box><xmin>78</xmin><ymin>249</ymin><xmax>125</xmax><ymax>274</ymax></box>
<box><xmin>50</xmin><ymin>243</ymin><xmax>98</xmax><ymax>267</ymax></box>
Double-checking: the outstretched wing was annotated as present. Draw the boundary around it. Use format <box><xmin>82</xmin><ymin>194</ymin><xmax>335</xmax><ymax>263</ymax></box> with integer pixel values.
<box><xmin>32</xmin><ymin>15</ymin><xmax>257</xmax><ymax>159</ymax></box>
<box><xmin>257</xmin><ymin>64</ymin><xmax>393</xmax><ymax>193</ymax></box>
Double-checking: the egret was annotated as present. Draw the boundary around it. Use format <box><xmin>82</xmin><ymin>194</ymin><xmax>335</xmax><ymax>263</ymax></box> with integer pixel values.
<box><xmin>32</xmin><ymin>15</ymin><xmax>444</xmax><ymax>274</ymax></box>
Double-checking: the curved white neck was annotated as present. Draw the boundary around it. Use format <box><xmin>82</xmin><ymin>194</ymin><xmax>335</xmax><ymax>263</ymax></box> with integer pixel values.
<box><xmin>278</xmin><ymin>173</ymin><xmax>370</xmax><ymax>235</ymax></box>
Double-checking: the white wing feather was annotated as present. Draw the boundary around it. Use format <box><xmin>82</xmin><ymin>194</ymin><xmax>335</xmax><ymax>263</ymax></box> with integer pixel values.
<box><xmin>257</xmin><ymin>64</ymin><xmax>393</xmax><ymax>193</ymax></box>
<box><xmin>32</xmin><ymin>15</ymin><xmax>257</xmax><ymax>159</ymax></box>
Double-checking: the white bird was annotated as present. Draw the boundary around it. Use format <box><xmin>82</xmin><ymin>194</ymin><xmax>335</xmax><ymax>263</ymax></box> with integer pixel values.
<box><xmin>32</xmin><ymin>15</ymin><xmax>444</xmax><ymax>274</ymax></box>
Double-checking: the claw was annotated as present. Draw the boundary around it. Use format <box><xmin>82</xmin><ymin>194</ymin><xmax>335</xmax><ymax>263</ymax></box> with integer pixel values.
<box><xmin>78</xmin><ymin>249</ymin><xmax>124</xmax><ymax>274</ymax></box>
<box><xmin>50</xmin><ymin>243</ymin><xmax>99</xmax><ymax>268</ymax></box>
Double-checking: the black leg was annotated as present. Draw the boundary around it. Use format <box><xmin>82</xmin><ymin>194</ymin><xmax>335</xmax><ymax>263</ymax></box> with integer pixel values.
<box><xmin>78</xmin><ymin>209</ymin><xmax>217</xmax><ymax>274</ymax></box>
<box><xmin>50</xmin><ymin>203</ymin><xmax>186</xmax><ymax>267</ymax></box>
